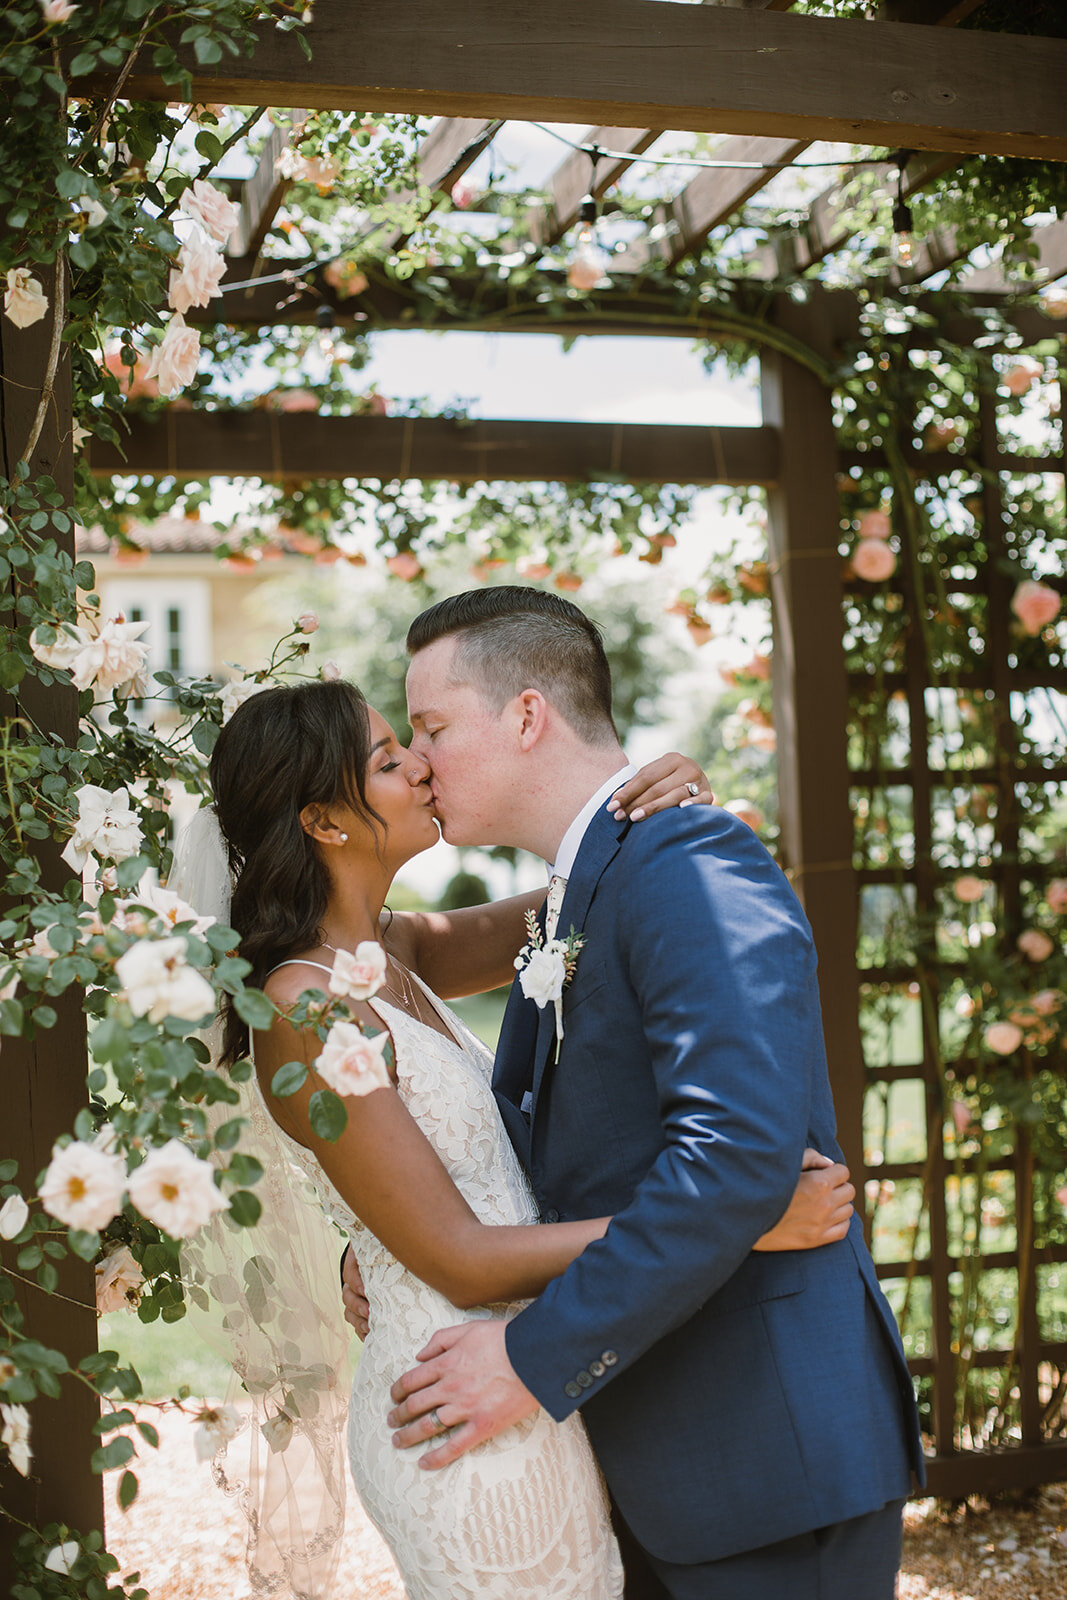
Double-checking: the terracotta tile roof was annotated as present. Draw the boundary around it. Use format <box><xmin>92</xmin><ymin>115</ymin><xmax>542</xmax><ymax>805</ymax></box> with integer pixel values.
<box><xmin>77</xmin><ymin>516</ymin><xmax>228</xmax><ymax>556</ymax></box>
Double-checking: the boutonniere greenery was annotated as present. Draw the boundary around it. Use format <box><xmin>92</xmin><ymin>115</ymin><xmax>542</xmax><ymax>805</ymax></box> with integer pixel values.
<box><xmin>514</xmin><ymin>909</ymin><xmax>585</xmax><ymax>1042</ymax></box>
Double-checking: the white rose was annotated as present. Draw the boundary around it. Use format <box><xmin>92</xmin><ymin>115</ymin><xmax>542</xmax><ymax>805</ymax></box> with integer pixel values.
<box><xmin>95</xmin><ymin>1244</ymin><xmax>145</xmax><ymax>1313</ymax></box>
<box><xmin>115</xmin><ymin>935</ymin><xmax>215</xmax><ymax>1024</ymax></box>
<box><xmin>328</xmin><ymin>943</ymin><xmax>387</xmax><ymax>1002</ymax></box>
<box><xmin>61</xmin><ymin>784</ymin><xmax>144</xmax><ymax>873</ymax></box>
<box><xmin>39</xmin><ymin>1140</ymin><xmax>126</xmax><ymax>1232</ymax></box>
<box><xmin>219</xmin><ymin>676</ymin><xmax>269</xmax><ymax>723</ymax></box>
<box><xmin>40</xmin><ymin>0</ymin><xmax>79</xmax><ymax>22</ymax></box>
<box><xmin>76</xmin><ymin>193</ymin><xmax>107</xmax><ymax>229</ymax></box>
<box><xmin>143</xmin><ymin>313</ymin><xmax>201</xmax><ymax>398</ymax></box>
<box><xmin>0</xmin><ymin>1194</ymin><xmax>29</xmax><ymax>1240</ymax></box>
<box><xmin>179</xmin><ymin>179</ymin><xmax>240</xmax><ymax>247</ymax></box>
<box><xmin>68</xmin><ymin>614</ymin><xmax>149</xmax><ymax>694</ymax></box>
<box><xmin>128</xmin><ymin>1140</ymin><xmax>229</xmax><ymax>1239</ymax></box>
<box><xmin>4</xmin><ymin>268</ymin><xmax>48</xmax><ymax>329</ymax></box>
<box><xmin>1</xmin><ymin>1403</ymin><xmax>32</xmax><ymax>1477</ymax></box>
<box><xmin>168</xmin><ymin>228</ymin><xmax>227</xmax><ymax>315</ymax></box>
<box><xmin>44</xmin><ymin>1541</ymin><xmax>80</xmax><ymax>1575</ymax></box>
<box><xmin>314</xmin><ymin>1020</ymin><xmax>391</xmax><ymax>1098</ymax></box>
<box><xmin>30</xmin><ymin>621</ymin><xmax>90</xmax><ymax>671</ymax></box>
<box><xmin>125</xmin><ymin>877</ymin><xmax>216</xmax><ymax>937</ymax></box>
<box><xmin>193</xmin><ymin>1403</ymin><xmax>242</xmax><ymax>1462</ymax></box>
<box><xmin>261</xmin><ymin>1411</ymin><xmax>294</xmax><ymax>1454</ymax></box>
<box><xmin>517</xmin><ymin>945</ymin><xmax>567</xmax><ymax>1008</ymax></box>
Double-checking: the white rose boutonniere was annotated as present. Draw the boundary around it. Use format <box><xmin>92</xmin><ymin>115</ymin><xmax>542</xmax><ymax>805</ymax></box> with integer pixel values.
<box><xmin>514</xmin><ymin>910</ymin><xmax>585</xmax><ymax>1042</ymax></box>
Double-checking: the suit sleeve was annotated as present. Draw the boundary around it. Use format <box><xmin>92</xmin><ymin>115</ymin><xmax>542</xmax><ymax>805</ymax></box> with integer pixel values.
<box><xmin>505</xmin><ymin>809</ymin><xmax>826</xmax><ymax>1421</ymax></box>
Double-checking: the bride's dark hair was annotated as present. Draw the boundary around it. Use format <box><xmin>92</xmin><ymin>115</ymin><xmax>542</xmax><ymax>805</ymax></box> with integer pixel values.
<box><xmin>209</xmin><ymin>679</ymin><xmax>382</xmax><ymax>1063</ymax></box>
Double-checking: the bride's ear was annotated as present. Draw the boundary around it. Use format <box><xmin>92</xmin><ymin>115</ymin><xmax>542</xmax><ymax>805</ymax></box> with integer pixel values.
<box><xmin>300</xmin><ymin>804</ymin><xmax>348</xmax><ymax>847</ymax></box>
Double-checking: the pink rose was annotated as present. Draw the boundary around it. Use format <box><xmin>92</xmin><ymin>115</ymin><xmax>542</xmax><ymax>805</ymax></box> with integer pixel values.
<box><xmin>179</xmin><ymin>179</ymin><xmax>240</xmax><ymax>247</ymax></box>
<box><xmin>984</xmin><ymin>1020</ymin><xmax>1023</xmax><ymax>1056</ymax></box>
<box><xmin>320</xmin><ymin>661</ymin><xmax>342</xmax><ymax>682</ymax></box>
<box><xmin>858</xmin><ymin>509</ymin><xmax>891</xmax><ymax>541</ymax></box>
<box><xmin>951</xmin><ymin>1101</ymin><xmax>973</xmax><ymax>1135</ymax></box>
<box><xmin>277</xmin><ymin>389</ymin><xmax>319</xmax><ymax>412</ymax></box>
<box><xmin>852</xmin><ymin>539</ymin><xmax>897</xmax><ymax>582</ymax></box>
<box><xmin>323</xmin><ymin>259</ymin><xmax>368</xmax><ymax>299</ymax></box>
<box><xmin>314</xmin><ymin>1020</ymin><xmax>391</xmax><ymax>1098</ymax></box>
<box><xmin>143</xmin><ymin>314</ymin><xmax>200</xmax><ymax>397</ymax></box>
<box><xmin>1056</xmin><ymin>1185</ymin><xmax>1067</xmax><ymax>1211</ymax></box>
<box><xmin>953</xmin><ymin>876</ymin><xmax>986</xmax><ymax>904</ymax></box>
<box><xmin>301</xmin><ymin>154</ymin><xmax>340</xmax><ymax>191</ymax></box>
<box><xmin>1048</xmin><ymin>879</ymin><xmax>1067</xmax><ymax>915</ymax></box>
<box><xmin>1017</xmin><ymin>928</ymin><xmax>1055</xmax><ymax>963</ymax></box>
<box><xmin>167</xmin><ymin>230</ymin><xmax>226</xmax><ymax>315</ymax></box>
<box><xmin>296</xmin><ymin>611</ymin><xmax>319</xmax><ymax>634</ymax></box>
<box><xmin>567</xmin><ymin>245</ymin><xmax>608</xmax><ymax>291</ymax></box>
<box><xmin>1040</xmin><ymin>286</ymin><xmax>1067</xmax><ymax>320</ymax></box>
<box><xmin>1002</xmin><ymin>356</ymin><xmax>1041</xmax><ymax>397</ymax></box>
<box><xmin>328</xmin><ymin>942</ymin><xmax>387</xmax><ymax>1002</ymax></box>
<box><xmin>1031</xmin><ymin>988</ymin><xmax>1063</xmax><ymax>1016</ymax></box>
<box><xmin>451</xmin><ymin>180</ymin><xmax>476</xmax><ymax>209</ymax></box>
<box><xmin>39</xmin><ymin>0</ymin><xmax>78</xmax><ymax>21</ymax></box>
<box><xmin>387</xmin><ymin>552</ymin><xmax>423</xmax><ymax>582</ymax></box>
<box><xmin>1011</xmin><ymin>579</ymin><xmax>1060</xmax><ymax>636</ymax></box>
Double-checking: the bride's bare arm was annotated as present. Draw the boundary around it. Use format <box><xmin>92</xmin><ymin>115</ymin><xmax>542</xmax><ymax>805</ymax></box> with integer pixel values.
<box><xmin>255</xmin><ymin>1002</ymin><xmax>608</xmax><ymax>1310</ymax></box>
<box><xmin>388</xmin><ymin>752</ymin><xmax>715</xmax><ymax>1000</ymax></box>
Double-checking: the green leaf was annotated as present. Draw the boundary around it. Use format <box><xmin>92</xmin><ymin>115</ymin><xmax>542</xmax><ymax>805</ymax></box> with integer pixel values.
<box><xmin>270</xmin><ymin>1060</ymin><xmax>307</xmax><ymax>1098</ymax></box>
<box><xmin>68</xmin><ymin>1229</ymin><xmax>101</xmax><ymax>1262</ymax></box>
<box><xmin>193</xmin><ymin>35</ymin><xmax>223</xmax><ymax>64</ymax></box>
<box><xmin>69</xmin><ymin>51</ymin><xmax>98</xmax><ymax>77</ymax></box>
<box><xmin>89</xmin><ymin>1016</ymin><xmax>129</xmax><ymax>1065</ymax></box>
<box><xmin>228</xmin><ymin>1189</ymin><xmax>262</xmax><ymax>1227</ymax></box>
<box><xmin>0</xmin><ymin>653</ymin><xmax>26</xmax><ymax>690</ymax></box>
<box><xmin>136</xmin><ymin>1421</ymin><xmax>159</xmax><ymax>1449</ymax></box>
<box><xmin>194</xmin><ymin>130</ymin><xmax>224</xmax><ymax>162</ymax></box>
<box><xmin>213</xmin><ymin>1117</ymin><xmax>244</xmax><ymax>1151</ymax></box>
<box><xmin>0</xmin><ymin>999</ymin><xmax>24</xmax><ymax>1036</ymax></box>
<box><xmin>192</xmin><ymin>718</ymin><xmax>220</xmax><ymax>755</ymax></box>
<box><xmin>308</xmin><ymin>1089</ymin><xmax>347</xmax><ymax>1143</ymax></box>
<box><xmin>118</xmin><ymin>1469</ymin><xmax>139</xmax><ymax>1509</ymax></box>
<box><xmin>226</xmin><ymin>1152</ymin><xmax>263</xmax><ymax>1187</ymax></box>
<box><xmin>91</xmin><ymin>1435</ymin><xmax>135</xmax><ymax>1473</ymax></box>
<box><xmin>234</xmin><ymin>988</ymin><xmax>274</xmax><ymax>1030</ymax></box>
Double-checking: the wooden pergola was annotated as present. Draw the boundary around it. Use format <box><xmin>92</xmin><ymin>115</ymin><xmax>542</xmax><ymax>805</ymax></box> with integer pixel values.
<box><xmin>6</xmin><ymin>0</ymin><xmax>1067</xmax><ymax>1570</ymax></box>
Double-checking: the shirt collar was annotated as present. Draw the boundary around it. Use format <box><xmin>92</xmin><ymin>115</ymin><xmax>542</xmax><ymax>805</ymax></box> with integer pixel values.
<box><xmin>549</xmin><ymin>763</ymin><xmax>637</xmax><ymax>880</ymax></box>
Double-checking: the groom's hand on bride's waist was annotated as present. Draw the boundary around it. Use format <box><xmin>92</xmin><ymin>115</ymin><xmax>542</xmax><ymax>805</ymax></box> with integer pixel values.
<box><xmin>341</xmin><ymin>1245</ymin><xmax>370</xmax><ymax>1340</ymax></box>
<box><xmin>387</xmin><ymin>1320</ymin><xmax>538</xmax><ymax>1469</ymax></box>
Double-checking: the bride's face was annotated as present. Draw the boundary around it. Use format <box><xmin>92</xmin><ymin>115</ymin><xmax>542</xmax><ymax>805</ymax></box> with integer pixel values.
<box><xmin>356</xmin><ymin>708</ymin><xmax>439</xmax><ymax>865</ymax></box>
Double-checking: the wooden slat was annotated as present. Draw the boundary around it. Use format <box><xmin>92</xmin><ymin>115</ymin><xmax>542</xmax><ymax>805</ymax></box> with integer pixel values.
<box><xmin>87</xmin><ymin>412</ymin><xmax>780</xmax><ymax>487</ymax></box>
<box><xmin>527</xmin><ymin>127</ymin><xmax>664</xmax><ymax>250</ymax></box>
<box><xmin>228</xmin><ymin>113</ymin><xmax>304</xmax><ymax>259</ymax></box>
<box><xmin>958</xmin><ymin>216</ymin><xmax>1067</xmax><ymax>295</ymax></box>
<box><xmin>370</xmin><ymin>116</ymin><xmax>502</xmax><ymax>254</ymax></box>
<box><xmin>110</xmin><ymin>0</ymin><xmax>1067</xmax><ymax>162</ymax></box>
<box><xmin>923</xmin><ymin>1442</ymin><xmax>1067</xmax><ymax>1500</ymax></box>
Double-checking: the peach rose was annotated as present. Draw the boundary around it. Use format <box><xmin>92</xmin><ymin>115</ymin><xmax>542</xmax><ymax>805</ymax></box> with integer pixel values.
<box><xmin>924</xmin><ymin>419</ymin><xmax>961</xmax><ymax>452</ymax></box>
<box><xmin>167</xmin><ymin>230</ymin><xmax>226</xmax><ymax>315</ymax></box>
<box><xmin>984</xmin><ymin>1021</ymin><xmax>1023</xmax><ymax>1056</ymax></box>
<box><xmin>323</xmin><ymin>259</ymin><xmax>368</xmax><ymax>298</ymax></box>
<box><xmin>1048</xmin><ymin>879</ymin><xmax>1067</xmax><ymax>915</ymax></box>
<box><xmin>1011</xmin><ymin>579</ymin><xmax>1060</xmax><ymax>636</ymax></box>
<box><xmin>387</xmin><ymin>552</ymin><xmax>423</xmax><ymax>582</ymax></box>
<box><xmin>1031</xmin><ymin>989</ymin><xmax>1063</xmax><ymax>1016</ymax></box>
<box><xmin>179</xmin><ymin>179</ymin><xmax>240</xmax><ymax>247</ymax></box>
<box><xmin>1002</xmin><ymin>356</ymin><xmax>1041</xmax><ymax>397</ymax></box>
<box><xmin>1039</xmin><ymin>286</ymin><xmax>1067</xmax><ymax>320</ymax></box>
<box><xmin>40</xmin><ymin>0</ymin><xmax>78</xmax><ymax>22</ymax></box>
<box><xmin>853</xmin><ymin>540</ymin><xmax>897</xmax><ymax>582</ymax></box>
<box><xmin>450</xmin><ymin>180</ymin><xmax>476</xmax><ymax>209</ymax></box>
<box><xmin>951</xmin><ymin>1101</ymin><xmax>973</xmax><ymax>1136</ymax></box>
<box><xmin>143</xmin><ymin>314</ymin><xmax>200</xmax><ymax>397</ymax></box>
<box><xmin>953</xmin><ymin>876</ymin><xmax>986</xmax><ymax>904</ymax></box>
<box><xmin>858</xmin><ymin>509</ymin><xmax>891</xmax><ymax>541</ymax></box>
<box><xmin>4</xmin><ymin>268</ymin><xmax>48</xmax><ymax>329</ymax></box>
<box><xmin>1017</xmin><ymin>929</ymin><xmax>1055</xmax><ymax>963</ymax></box>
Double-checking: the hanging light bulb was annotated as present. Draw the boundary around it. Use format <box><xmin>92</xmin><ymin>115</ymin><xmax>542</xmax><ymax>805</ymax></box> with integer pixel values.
<box><xmin>315</xmin><ymin>301</ymin><xmax>337</xmax><ymax>361</ymax></box>
<box><xmin>891</xmin><ymin>152</ymin><xmax>915</xmax><ymax>270</ymax></box>
<box><xmin>567</xmin><ymin>156</ymin><xmax>611</xmax><ymax>291</ymax></box>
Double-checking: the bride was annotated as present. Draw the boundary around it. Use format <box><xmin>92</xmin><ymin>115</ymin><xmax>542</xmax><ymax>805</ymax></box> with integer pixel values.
<box><xmin>192</xmin><ymin>677</ymin><xmax>854</xmax><ymax>1600</ymax></box>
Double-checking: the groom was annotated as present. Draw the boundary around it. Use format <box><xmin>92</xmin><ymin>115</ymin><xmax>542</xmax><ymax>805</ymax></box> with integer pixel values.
<box><xmin>381</xmin><ymin>587</ymin><xmax>923</xmax><ymax>1597</ymax></box>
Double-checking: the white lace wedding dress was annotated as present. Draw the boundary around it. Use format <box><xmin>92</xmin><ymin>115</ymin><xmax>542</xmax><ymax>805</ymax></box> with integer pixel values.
<box><xmin>263</xmin><ymin>964</ymin><xmax>624</xmax><ymax>1600</ymax></box>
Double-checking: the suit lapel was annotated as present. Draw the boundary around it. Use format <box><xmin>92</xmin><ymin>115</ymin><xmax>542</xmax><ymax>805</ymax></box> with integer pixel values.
<box><xmin>528</xmin><ymin>805</ymin><xmax>628</xmax><ymax>1112</ymax></box>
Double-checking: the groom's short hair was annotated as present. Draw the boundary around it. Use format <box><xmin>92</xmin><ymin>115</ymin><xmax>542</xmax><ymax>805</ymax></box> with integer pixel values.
<box><xmin>407</xmin><ymin>587</ymin><xmax>617</xmax><ymax>745</ymax></box>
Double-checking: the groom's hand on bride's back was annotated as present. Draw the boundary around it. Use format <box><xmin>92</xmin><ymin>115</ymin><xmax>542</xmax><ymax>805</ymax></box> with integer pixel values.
<box><xmin>341</xmin><ymin>1245</ymin><xmax>370</xmax><ymax>1339</ymax></box>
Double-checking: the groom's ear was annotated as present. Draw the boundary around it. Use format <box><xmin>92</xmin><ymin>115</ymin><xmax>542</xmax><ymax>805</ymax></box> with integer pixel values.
<box><xmin>513</xmin><ymin>688</ymin><xmax>550</xmax><ymax>750</ymax></box>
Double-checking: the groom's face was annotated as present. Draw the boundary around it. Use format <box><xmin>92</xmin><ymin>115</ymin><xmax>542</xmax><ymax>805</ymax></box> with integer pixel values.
<box><xmin>406</xmin><ymin>635</ymin><xmax>518</xmax><ymax>848</ymax></box>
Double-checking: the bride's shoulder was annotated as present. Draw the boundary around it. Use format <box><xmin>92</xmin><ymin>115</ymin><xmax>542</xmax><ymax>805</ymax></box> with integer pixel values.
<box><xmin>262</xmin><ymin>956</ymin><xmax>333</xmax><ymax>1009</ymax></box>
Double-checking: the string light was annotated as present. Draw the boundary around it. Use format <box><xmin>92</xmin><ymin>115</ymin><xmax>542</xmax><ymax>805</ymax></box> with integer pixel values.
<box><xmin>315</xmin><ymin>301</ymin><xmax>337</xmax><ymax>359</ymax></box>
<box><xmin>891</xmin><ymin>151</ymin><xmax>915</xmax><ymax>270</ymax></box>
<box><xmin>567</xmin><ymin>156</ymin><xmax>612</xmax><ymax>291</ymax></box>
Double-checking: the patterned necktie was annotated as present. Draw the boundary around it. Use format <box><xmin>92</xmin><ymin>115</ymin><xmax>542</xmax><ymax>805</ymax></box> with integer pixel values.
<box><xmin>545</xmin><ymin>873</ymin><xmax>567</xmax><ymax>941</ymax></box>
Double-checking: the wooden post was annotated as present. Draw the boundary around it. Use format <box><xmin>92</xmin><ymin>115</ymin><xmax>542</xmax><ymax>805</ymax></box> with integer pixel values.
<box><xmin>759</xmin><ymin>312</ymin><xmax>866</xmax><ymax>1177</ymax></box>
<box><xmin>0</xmin><ymin>257</ymin><xmax>102</xmax><ymax>1571</ymax></box>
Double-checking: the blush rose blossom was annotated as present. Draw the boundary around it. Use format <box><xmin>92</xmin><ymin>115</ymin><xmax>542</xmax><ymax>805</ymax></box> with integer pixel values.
<box><xmin>179</xmin><ymin>180</ymin><xmax>240</xmax><ymax>247</ymax></box>
<box><xmin>61</xmin><ymin>784</ymin><xmax>144</xmax><ymax>872</ymax></box>
<box><xmin>68</xmin><ymin>615</ymin><xmax>150</xmax><ymax>694</ymax></box>
<box><xmin>858</xmin><ymin>509</ymin><xmax>891</xmax><ymax>541</ymax></box>
<box><xmin>95</xmin><ymin>1245</ymin><xmax>145</xmax><ymax>1313</ymax></box>
<box><xmin>40</xmin><ymin>0</ymin><xmax>78</xmax><ymax>20</ymax></box>
<box><xmin>144</xmin><ymin>313</ymin><xmax>201</xmax><ymax>397</ymax></box>
<box><xmin>1017</xmin><ymin>928</ymin><xmax>1055</xmax><ymax>963</ymax></box>
<box><xmin>984</xmin><ymin>1020</ymin><xmax>1024</xmax><ymax>1056</ymax></box>
<box><xmin>297</xmin><ymin>611</ymin><xmax>319</xmax><ymax>634</ymax></box>
<box><xmin>1011</xmin><ymin>579</ymin><xmax>1061</xmax><ymax>636</ymax></box>
<box><xmin>168</xmin><ymin>230</ymin><xmax>227</xmax><ymax>315</ymax></box>
<box><xmin>853</xmin><ymin>539</ymin><xmax>897</xmax><ymax>582</ymax></box>
<box><xmin>30</xmin><ymin>621</ymin><xmax>89</xmax><ymax>671</ymax></box>
<box><xmin>128</xmin><ymin>1141</ymin><xmax>229</xmax><ymax>1239</ymax></box>
<box><xmin>219</xmin><ymin>676</ymin><xmax>269</xmax><ymax>723</ymax></box>
<box><xmin>0</xmin><ymin>1194</ymin><xmax>29</xmax><ymax>1241</ymax></box>
<box><xmin>315</xmin><ymin>1021</ymin><xmax>392</xmax><ymax>1098</ymax></box>
<box><xmin>116</xmin><ymin>936</ymin><xmax>215</xmax><ymax>1024</ymax></box>
<box><xmin>4</xmin><ymin>268</ymin><xmax>48</xmax><ymax>328</ymax></box>
<box><xmin>953</xmin><ymin>876</ymin><xmax>986</xmax><ymax>904</ymax></box>
<box><xmin>39</xmin><ymin>1140</ymin><xmax>126</xmax><ymax>1232</ymax></box>
<box><xmin>328</xmin><ymin>943</ymin><xmax>387</xmax><ymax>1002</ymax></box>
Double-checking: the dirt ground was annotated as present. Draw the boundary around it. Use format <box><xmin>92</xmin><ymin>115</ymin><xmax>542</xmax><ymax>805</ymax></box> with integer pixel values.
<box><xmin>103</xmin><ymin>1407</ymin><xmax>1067</xmax><ymax>1599</ymax></box>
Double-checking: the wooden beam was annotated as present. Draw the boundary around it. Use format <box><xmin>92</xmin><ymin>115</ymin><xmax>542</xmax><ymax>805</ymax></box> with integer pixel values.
<box><xmin>228</xmin><ymin>113</ymin><xmax>304</xmax><ymax>259</ymax></box>
<box><xmin>527</xmin><ymin>128</ymin><xmax>664</xmax><ymax>250</ymax></box>
<box><xmin>87</xmin><ymin>412</ymin><xmax>781</xmax><ymax>487</ymax></box>
<box><xmin>111</xmin><ymin>0</ymin><xmax>1067</xmax><ymax>163</ymax></box>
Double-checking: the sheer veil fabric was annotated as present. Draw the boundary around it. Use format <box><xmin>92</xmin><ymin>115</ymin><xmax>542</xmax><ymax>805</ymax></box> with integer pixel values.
<box><xmin>170</xmin><ymin>806</ymin><xmax>350</xmax><ymax>1598</ymax></box>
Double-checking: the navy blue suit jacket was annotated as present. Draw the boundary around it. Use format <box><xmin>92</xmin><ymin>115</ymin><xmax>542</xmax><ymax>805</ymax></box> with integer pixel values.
<box><xmin>495</xmin><ymin>803</ymin><xmax>923</xmax><ymax>1565</ymax></box>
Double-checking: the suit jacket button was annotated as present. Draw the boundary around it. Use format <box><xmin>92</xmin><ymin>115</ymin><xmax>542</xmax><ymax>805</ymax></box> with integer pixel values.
<box><xmin>564</xmin><ymin>1381</ymin><xmax>581</xmax><ymax>1399</ymax></box>
<box><xmin>576</xmin><ymin>1370</ymin><xmax>593</xmax><ymax>1388</ymax></box>
<box><xmin>589</xmin><ymin>1359</ymin><xmax>605</xmax><ymax>1378</ymax></box>
<box><xmin>602</xmin><ymin>1350</ymin><xmax>618</xmax><ymax>1367</ymax></box>
<box><xmin>543</xmin><ymin>1208</ymin><xmax>560</xmax><ymax>1224</ymax></box>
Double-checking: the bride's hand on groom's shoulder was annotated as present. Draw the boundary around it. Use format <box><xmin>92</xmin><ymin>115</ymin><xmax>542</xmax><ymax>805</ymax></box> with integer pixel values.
<box><xmin>608</xmin><ymin>754</ymin><xmax>714</xmax><ymax>822</ymax></box>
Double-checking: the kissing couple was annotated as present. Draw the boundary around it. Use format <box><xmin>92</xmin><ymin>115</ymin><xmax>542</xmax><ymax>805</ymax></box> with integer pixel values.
<box><xmin>182</xmin><ymin>585</ymin><xmax>922</xmax><ymax>1600</ymax></box>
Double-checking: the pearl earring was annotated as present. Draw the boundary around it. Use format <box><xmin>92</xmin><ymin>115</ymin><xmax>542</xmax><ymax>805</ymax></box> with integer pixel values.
<box><xmin>339</xmin><ymin>832</ymin><xmax>348</xmax><ymax>843</ymax></box>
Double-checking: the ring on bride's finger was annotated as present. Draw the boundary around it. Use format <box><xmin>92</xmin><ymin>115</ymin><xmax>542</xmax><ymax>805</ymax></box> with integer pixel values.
<box><xmin>685</xmin><ymin>781</ymin><xmax>700</xmax><ymax>798</ymax></box>
<box><xmin>428</xmin><ymin>1407</ymin><xmax>445</xmax><ymax>1434</ymax></box>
